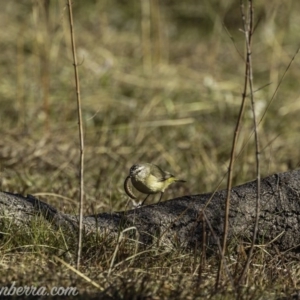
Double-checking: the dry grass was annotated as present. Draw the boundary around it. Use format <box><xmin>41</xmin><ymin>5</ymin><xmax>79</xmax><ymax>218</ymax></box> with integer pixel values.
<box><xmin>0</xmin><ymin>1</ymin><xmax>300</xmax><ymax>298</ymax></box>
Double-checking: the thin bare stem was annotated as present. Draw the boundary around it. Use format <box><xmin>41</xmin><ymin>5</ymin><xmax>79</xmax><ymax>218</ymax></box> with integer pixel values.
<box><xmin>215</xmin><ymin>0</ymin><xmax>250</xmax><ymax>289</ymax></box>
<box><xmin>66</xmin><ymin>0</ymin><xmax>85</xmax><ymax>270</ymax></box>
<box><xmin>238</xmin><ymin>0</ymin><xmax>260</xmax><ymax>283</ymax></box>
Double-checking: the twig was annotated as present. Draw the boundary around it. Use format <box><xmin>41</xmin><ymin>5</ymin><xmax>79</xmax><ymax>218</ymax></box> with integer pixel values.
<box><xmin>215</xmin><ymin>0</ymin><xmax>250</xmax><ymax>289</ymax></box>
<box><xmin>66</xmin><ymin>0</ymin><xmax>85</xmax><ymax>270</ymax></box>
<box><xmin>238</xmin><ymin>0</ymin><xmax>260</xmax><ymax>283</ymax></box>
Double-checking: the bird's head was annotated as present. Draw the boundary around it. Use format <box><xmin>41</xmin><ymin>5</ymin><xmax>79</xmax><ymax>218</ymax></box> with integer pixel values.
<box><xmin>129</xmin><ymin>164</ymin><xmax>148</xmax><ymax>178</ymax></box>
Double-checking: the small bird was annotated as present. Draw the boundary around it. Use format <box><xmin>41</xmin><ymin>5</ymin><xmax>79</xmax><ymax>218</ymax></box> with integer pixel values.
<box><xmin>124</xmin><ymin>163</ymin><xmax>186</xmax><ymax>205</ymax></box>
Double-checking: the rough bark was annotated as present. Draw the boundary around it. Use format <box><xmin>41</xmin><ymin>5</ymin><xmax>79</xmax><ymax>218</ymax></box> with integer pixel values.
<box><xmin>0</xmin><ymin>169</ymin><xmax>299</xmax><ymax>255</ymax></box>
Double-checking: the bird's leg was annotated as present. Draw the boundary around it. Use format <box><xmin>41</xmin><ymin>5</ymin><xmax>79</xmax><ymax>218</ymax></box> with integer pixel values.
<box><xmin>157</xmin><ymin>192</ymin><xmax>164</xmax><ymax>203</ymax></box>
<box><xmin>141</xmin><ymin>194</ymin><xmax>150</xmax><ymax>206</ymax></box>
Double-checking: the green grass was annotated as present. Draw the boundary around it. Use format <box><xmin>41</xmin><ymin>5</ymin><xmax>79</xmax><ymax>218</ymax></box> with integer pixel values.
<box><xmin>0</xmin><ymin>1</ymin><xmax>299</xmax><ymax>298</ymax></box>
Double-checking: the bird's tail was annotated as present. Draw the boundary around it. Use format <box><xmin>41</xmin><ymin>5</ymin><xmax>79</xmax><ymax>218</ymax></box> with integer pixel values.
<box><xmin>175</xmin><ymin>179</ymin><xmax>186</xmax><ymax>183</ymax></box>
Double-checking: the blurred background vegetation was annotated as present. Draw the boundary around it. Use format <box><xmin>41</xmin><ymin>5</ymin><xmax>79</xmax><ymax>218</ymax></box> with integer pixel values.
<box><xmin>0</xmin><ymin>0</ymin><xmax>300</xmax><ymax>214</ymax></box>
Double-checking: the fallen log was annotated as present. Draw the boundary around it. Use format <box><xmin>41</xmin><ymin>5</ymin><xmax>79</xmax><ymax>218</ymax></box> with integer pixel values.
<box><xmin>0</xmin><ymin>169</ymin><xmax>299</xmax><ymax>255</ymax></box>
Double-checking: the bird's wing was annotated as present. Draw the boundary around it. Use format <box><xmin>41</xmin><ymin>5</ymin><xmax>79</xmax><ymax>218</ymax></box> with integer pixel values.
<box><xmin>152</xmin><ymin>164</ymin><xmax>175</xmax><ymax>182</ymax></box>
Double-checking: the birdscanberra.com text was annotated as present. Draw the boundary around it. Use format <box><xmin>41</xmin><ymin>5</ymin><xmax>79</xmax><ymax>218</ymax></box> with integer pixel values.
<box><xmin>0</xmin><ymin>282</ymin><xmax>78</xmax><ymax>297</ymax></box>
